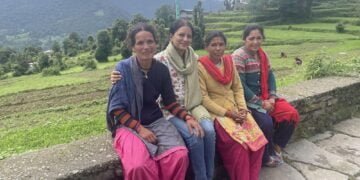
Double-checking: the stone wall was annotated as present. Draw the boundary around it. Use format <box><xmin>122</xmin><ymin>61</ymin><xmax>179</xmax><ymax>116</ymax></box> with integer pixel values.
<box><xmin>0</xmin><ymin>76</ymin><xmax>359</xmax><ymax>179</ymax></box>
<box><xmin>278</xmin><ymin>77</ymin><xmax>360</xmax><ymax>140</ymax></box>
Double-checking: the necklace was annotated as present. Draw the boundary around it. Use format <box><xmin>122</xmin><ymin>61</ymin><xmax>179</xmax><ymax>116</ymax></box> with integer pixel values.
<box><xmin>136</xmin><ymin>58</ymin><xmax>152</xmax><ymax>79</ymax></box>
<box><xmin>141</xmin><ymin>69</ymin><xmax>149</xmax><ymax>79</ymax></box>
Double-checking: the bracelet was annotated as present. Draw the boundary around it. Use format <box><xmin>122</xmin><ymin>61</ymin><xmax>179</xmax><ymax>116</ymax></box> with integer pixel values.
<box><xmin>135</xmin><ymin>122</ymin><xmax>141</xmax><ymax>132</ymax></box>
<box><xmin>184</xmin><ymin>114</ymin><xmax>193</xmax><ymax>121</ymax></box>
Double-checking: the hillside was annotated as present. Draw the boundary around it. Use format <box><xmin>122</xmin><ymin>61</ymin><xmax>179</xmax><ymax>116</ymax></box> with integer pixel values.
<box><xmin>0</xmin><ymin>0</ymin><xmax>223</xmax><ymax>49</ymax></box>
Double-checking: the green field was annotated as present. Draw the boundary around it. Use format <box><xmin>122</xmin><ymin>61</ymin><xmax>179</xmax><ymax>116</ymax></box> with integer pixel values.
<box><xmin>0</xmin><ymin>1</ymin><xmax>360</xmax><ymax>159</ymax></box>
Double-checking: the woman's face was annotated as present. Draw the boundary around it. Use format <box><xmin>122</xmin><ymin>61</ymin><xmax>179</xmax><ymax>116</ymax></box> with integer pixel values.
<box><xmin>243</xmin><ymin>29</ymin><xmax>263</xmax><ymax>52</ymax></box>
<box><xmin>205</xmin><ymin>36</ymin><xmax>226</xmax><ymax>61</ymax></box>
<box><xmin>132</xmin><ymin>31</ymin><xmax>157</xmax><ymax>61</ymax></box>
<box><xmin>170</xmin><ymin>26</ymin><xmax>192</xmax><ymax>52</ymax></box>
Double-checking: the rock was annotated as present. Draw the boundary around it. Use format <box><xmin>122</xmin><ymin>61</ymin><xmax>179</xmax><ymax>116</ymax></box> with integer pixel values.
<box><xmin>333</xmin><ymin>118</ymin><xmax>360</xmax><ymax>137</ymax></box>
<box><xmin>308</xmin><ymin>131</ymin><xmax>333</xmax><ymax>143</ymax></box>
<box><xmin>260</xmin><ymin>163</ymin><xmax>304</xmax><ymax>180</ymax></box>
<box><xmin>316</xmin><ymin>133</ymin><xmax>360</xmax><ymax>166</ymax></box>
<box><xmin>285</xmin><ymin>139</ymin><xmax>359</xmax><ymax>175</ymax></box>
<box><xmin>292</xmin><ymin>162</ymin><xmax>348</xmax><ymax>180</ymax></box>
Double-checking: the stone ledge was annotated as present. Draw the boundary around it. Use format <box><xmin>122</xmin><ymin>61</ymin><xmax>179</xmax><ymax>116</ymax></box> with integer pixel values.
<box><xmin>0</xmin><ymin>76</ymin><xmax>359</xmax><ymax>179</ymax></box>
<box><xmin>0</xmin><ymin>134</ymin><xmax>121</xmax><ymax>180</ymax></box>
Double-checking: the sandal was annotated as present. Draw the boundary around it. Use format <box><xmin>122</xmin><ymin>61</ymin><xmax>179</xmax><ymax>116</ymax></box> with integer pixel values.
<box><xmin>264</xmin><ymin>156</ymin><xmax>282</xmax><ymax>167</ymax></box>
<box><xmin>275</xmin><ymin>151</ymin><xmax>284</xmax><ymax>164</ymax></box>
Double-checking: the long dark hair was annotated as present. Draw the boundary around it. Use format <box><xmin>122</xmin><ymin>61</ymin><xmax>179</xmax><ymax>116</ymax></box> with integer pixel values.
<box><xmin>169</xmin><ymin>19</ymin><xmax>194</xmax><ymax>37</ymax></box>
<box><xmin>204</xmin><ymin>31</ymin><xmax>227</xmax><ymax>47</ymax></box>
<box><xmin>242</xmin><ymin>24</ymin><xmax>265</xmax><ymax>40</ymax></box>
<box><xmin>161</xmin><ymin>19</ymin><xmax>195</xmax><ymax>50</ymax></box>
<box><xmin>126</xmin><ymin>22</ymin><xmax>158</xmax><ymax>49</ymax></box>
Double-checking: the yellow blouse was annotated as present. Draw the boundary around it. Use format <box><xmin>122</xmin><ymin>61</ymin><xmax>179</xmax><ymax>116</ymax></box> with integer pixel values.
<box><xmin>198</xmin><ymin>61</ymin><xmax>267</xmax><ymax>151</ymax></box>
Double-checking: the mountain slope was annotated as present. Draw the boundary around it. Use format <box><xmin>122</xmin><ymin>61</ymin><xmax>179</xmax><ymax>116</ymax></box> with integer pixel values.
<box><xmin>0</xmin><ymin>0</ymin><xmax>223</xmax><ymax>49</ymax></box>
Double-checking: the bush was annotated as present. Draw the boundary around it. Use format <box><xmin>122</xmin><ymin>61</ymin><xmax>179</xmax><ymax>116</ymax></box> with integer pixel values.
<box><xmin>64</xmin><ymin>58</ymin><xmax>77</xmax><ymax>68</ymax></box>
<box><xmin>112</xmin><ymin>46</ymin><xmax>122</xmax><ymax>56</ymax></box>
<box><xmin>0</xmin><ymin>66</ymin><xmax>5</xmax><ymax>76</ymax></box>
<box><xmin>42</xmin><ymin>67</ymin><xmax>61</xmax><ymax>76</ymax></box>
<box><xmin>83</xmin><ymin>59</ymin><xmax>97</xmax><ymax>71</ymax></box>
<box><xmin>0</xmin><ymin>74</ymin><xmax>8</xmax><ymax>80</ymax></box>
<box><xmin>336</xmin><ymin>23</ymin><xmax>345</xmax><ymax>33</ymax></box>
<box><xmin>95</xmin><ymin>48</ymin><xmax>109</xmax><ymax>62</ymax></box>
<box><xmin>305</xmin><ymin>55</ymin><xmax>347</xmax><ymax>79</ymax></box>
<box><xmin>120</xmin><ymin>44</ymin><xmax>132</xmax><ymax>59</ymax></box>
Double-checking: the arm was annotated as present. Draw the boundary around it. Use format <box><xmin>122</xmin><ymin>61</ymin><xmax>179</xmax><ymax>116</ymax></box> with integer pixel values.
<box><xmin>160</xmin><ymin>65</ymin><xmax>189</xmax><ymax>120</ymax></box>
<box><xmin>160</xmin><ymin>64</ymin><xmax>204</xmax><ymax>137</ymax></box>
<box><xmin>109</xmin><ymin>63</ymin><xmax>158</xmax><ymax>143</ymax></box>
<box><xmin>233</xmin><ymin>53</ymin><xmax>263</xmax><ymax>106</ymax></box>
<box><xmin>268</xmin><ymin>69</ymin><xmax>277</xmax><ymax>99</ymax></box>
<box><xmin>110</xmin><ymin>71</ymin><xmax>122</xmax><ymax>84</ymax></box>
<box><xmin>231</xmin><ymin>64</ymin><xmax>248</xmax><ymax>110</ymax></box>
<box><xmin>198</xmin><ymin>63</ymin><xmax>227</xmax><ymax>116</ymax></box>
<box><xmin>108</xmin><ymin>64</ymin><xmax>140</xmax><ymax>131</ymax></box>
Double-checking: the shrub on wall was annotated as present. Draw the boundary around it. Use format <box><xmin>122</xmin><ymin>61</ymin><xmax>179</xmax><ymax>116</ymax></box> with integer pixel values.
<box><xmin>305</xmin><ymin>55</ymin><xmax>352</xmax><ymax>79</ymax></box>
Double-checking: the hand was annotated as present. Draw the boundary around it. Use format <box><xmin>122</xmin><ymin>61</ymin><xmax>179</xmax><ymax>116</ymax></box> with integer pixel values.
<box><xmin>137</xmin><ymin>125</ymin><xmax>157</xmax><ymax>144</ymax></box>
<box><xmin>111</xmin><ymin>70</ymin><xmax>122</xmax><ymax>85</ymax></box>
<box><xmin>185</xmin><ymin>115</ymin><xmax>204</xmax><ymax>138</ymax></box>
<box><xmin>226</xmin><ymin>110</ymin><xmax>245</xmax><ymax>124</ymax></box>
<box><xmin>268</xmin><ymin>98</ymin><xmax>275</xmax><ymax>105</ymax></box>
<box><xmin>238</xmin><ymin>109</ymin><xmax>248</xmax><ymax>122</ymax></box>
<box><xmin>262</xmin><ymin>100</ymin><xmax>274</xmax><ymax>112</ymax></box>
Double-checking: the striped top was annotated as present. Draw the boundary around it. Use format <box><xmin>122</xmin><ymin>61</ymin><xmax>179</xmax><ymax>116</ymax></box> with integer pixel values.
<box><xmin>232</xmin><ymin>47</ymin><xmax>277</xmax><ymax>112</ymax></box>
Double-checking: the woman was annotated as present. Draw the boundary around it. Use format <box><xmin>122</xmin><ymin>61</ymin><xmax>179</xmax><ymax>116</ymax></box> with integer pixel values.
<box><xmin>111</xmin><ymin>19</ymin><xmax>216</xmax><ymax>180</ymax></box>
<box><xmin>232</xmin><ymin>24</ymin><xmax>300</xmax><ymax>167</ymax></box>
<box><xmin>107</xmin><ymin>23</ymin><xmax>191</xmax><ymax>180</ymax></box>
<box><xmin>198</xmin><ymin>31</ymin><xmax>267</xmax><ymax>180</ymax></box>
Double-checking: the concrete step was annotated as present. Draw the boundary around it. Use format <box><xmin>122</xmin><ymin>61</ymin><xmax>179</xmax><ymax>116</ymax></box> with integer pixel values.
<box><xmin>259</xmin><ymin>117</ymin><xmax>360</xmax><ymax>180</ymax></box>
<box><xmin>260</xmin><ymin>163</ymin><xmax>305</xmax><ymax>180</ymax></box>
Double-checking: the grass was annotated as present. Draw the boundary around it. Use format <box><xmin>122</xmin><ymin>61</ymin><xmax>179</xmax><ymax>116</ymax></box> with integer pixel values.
<box><xmin>223</xmin><ymin>28</ymin><xmax>359</xmax><ymax>50</ymax></box>
<box><xmin>0</xmin><ymin>74</ymin><xmax>90</xmax><ymax>97</ymax></box>
<box><xmin>0</xmin><ymin>75</ymin><xmax>110</xmax><ymax>159</ymax></box>
<box><xmin>0</xmin><ymin>57</ymin><xmax>118</xmax><ymax>97</ymax></box>
<box><xmin>205</xmin><ymin>22</ymin><xmax>247</xmax><ymax>29</ymax></box>
<box><xmin>315</xmin><ymin>17</ymin><xmax>360</xmax><ymax>24</ymax></box>
<box><xmin>0</xmin><ymin>100</ymin><xmax>107</xmax><ymax>159</ymax></box>
<box><xmin>270</xmin><ymin>23</ymin><xmax>360</xmax><ymax>33</ymax></box>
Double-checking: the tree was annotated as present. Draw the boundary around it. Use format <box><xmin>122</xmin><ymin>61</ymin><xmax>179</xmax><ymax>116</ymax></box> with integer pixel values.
<box><xmin>0</xmin><ymin>47</ymin><xmax>15</xmax><ymax>65</ymax></box>
<box><xmin>51</xmin><ymin>52</ymin><xmax>66</xmax><ymax>70</ymax></box>
<box><xmin>278</xmin><ymin>0</ymin><xmax>313</xmax><ymax>20</ymax></box>
<box><xmin>63</xmin><ymin>38</ymin><xmax>78</xmax><ymax>57</ymax></box>
<box><xmin>11</xmin><ymin>53</ymin><xmax>29</xmax><ymax>77</ymax></box>
<box><xmin>38</xmin><ymin>53</ymin><xmax>50</xmax><ymax>70</ymax></box>
<box><xmin>51</xmin><ymin>41</ymin><xmax>61</xmax><ymax>53</ymax></box>
<box><xmin>193</xmin><ymin>1</ymin><xmax>205</xmax><ymax>35</ymax></box>
<box><xmin>192</xmin><ymin>26</ymin><xmax>203</xmax><ymax>50</ymax></box>
<box><xmin>130</xmin><ymin>14</ymin><xmax>149</xmax><ymax>26</ymax></box>
<box><xmin>69</xmin><ymin>32</ymin><xmax>82</xmax><ymax>44</ymax></box>
<box><xmin>248</xmin><ymin>0</ymin><xmax>268</xmax><ymax>14</ymax></box>
<box><xmin>153</xmin><ymin>19</ymin><xmax>168</xmax><ymax>50</ymax></box>
<box><xmin>155</xmin><ymin>5</ymin><xmax>176</xmax><ymax>28</ymax></box>
<box><xmin>23</xmin><ymin>46</ymin><xmax>42</xmax><ymax>61</ymax></box>
<box><xmin>95</xmin><ymin>30</ymin><xmax>112</xmax><ymax>62</ymax></box>
<box><xmin>111</xmin><ymin>19</ymin><xmax>128</xmax><ymax>46</ymax></box>
<box><xmin>87</xmin><ymin>36</ymin><xmax>96</xmax><ymax>51</ymax></box>
<box><xmin>62</xmin><ymin>32</ymin><xmax>83</xmax><ymax>57</ymax></box>
<box><xmin>120</xmin><ymin>45</ymin><xmax>132</xmax><ymax>59</ymax></box>
<box><xmin>224</xmin><ymin>0</ymin><xmax>235</xmax><ymax>10</ymax></box>
<box><xmin>192</xmin><ymin>1</ymin><xmax>205</xmax><ymax>50</ymax></box>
